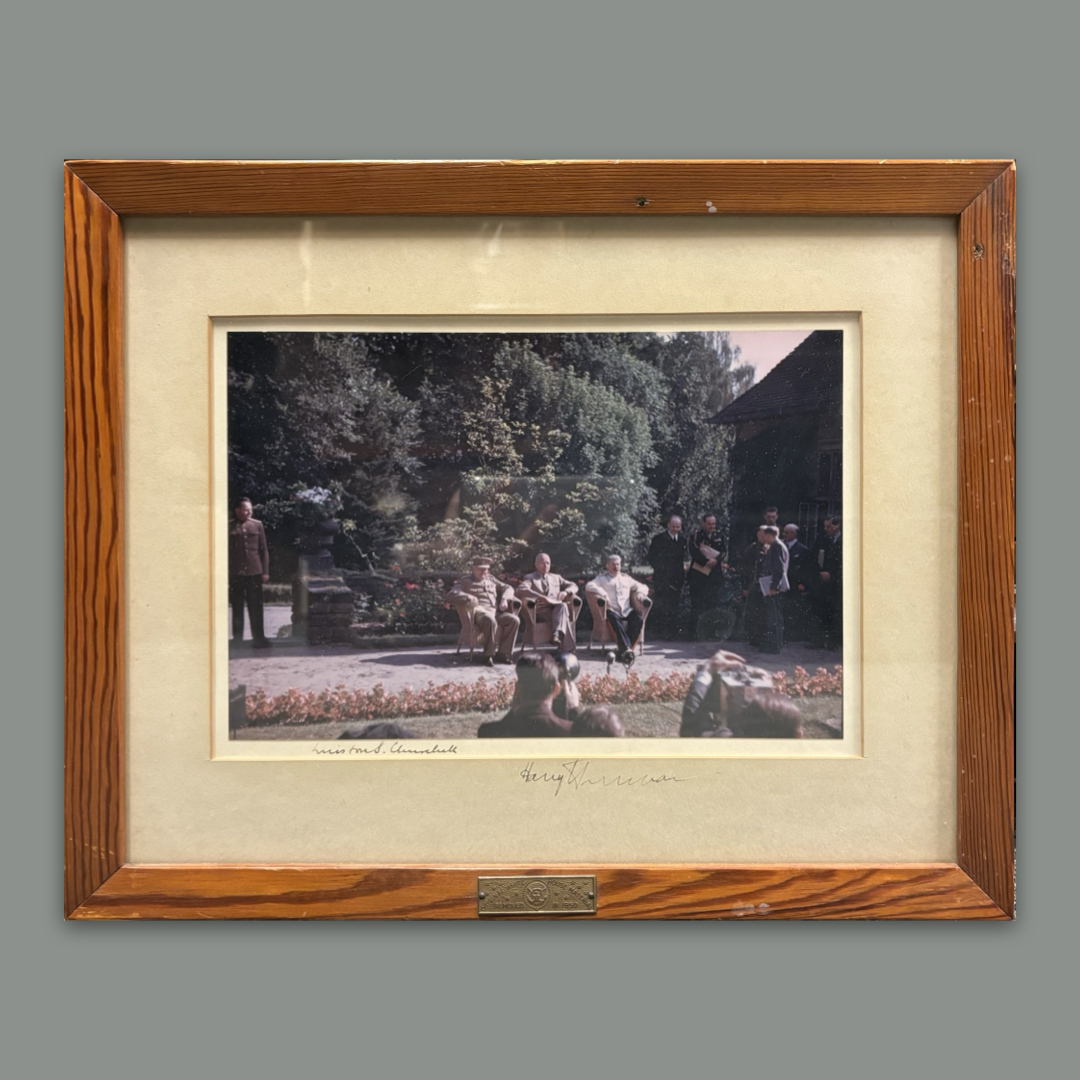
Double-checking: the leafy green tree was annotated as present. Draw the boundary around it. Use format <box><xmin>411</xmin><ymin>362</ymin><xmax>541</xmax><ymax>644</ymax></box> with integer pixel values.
<box><xmin>626</xmin><ymin>331</ymin><xmax>754</xmax><ymax>540</ymax></box>
<box><xmin>228</xmin><ymin>329</ymin><xmax>755</xmax><ymax>576</ymax></box>
<box><xmin>228</xmin><ymin>332</ymin><xmax>421</xmax><ymax>569</ymax></box>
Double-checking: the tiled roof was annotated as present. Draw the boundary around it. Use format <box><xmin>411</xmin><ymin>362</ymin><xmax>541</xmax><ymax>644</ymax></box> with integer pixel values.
<box><xmin>711</xmin><ymin>329</ymin><xmax>843</xmax><ymax>424</ymax></box>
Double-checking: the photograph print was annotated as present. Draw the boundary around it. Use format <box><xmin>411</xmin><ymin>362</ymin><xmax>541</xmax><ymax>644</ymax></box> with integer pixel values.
<box><xmin>226</xmin><ymin>328</ymin><xmax>844</xmax><ymax>745</ymax></box>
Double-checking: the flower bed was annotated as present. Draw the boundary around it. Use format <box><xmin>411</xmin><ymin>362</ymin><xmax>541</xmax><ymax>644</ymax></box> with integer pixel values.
<box><xmin>245</xmin><ymin>665</ymin><xmax>843</xmax><ymax>726</ymax></box>
<box><xmin>771</xmin><ymin>665</ymin><xmax>843</xmax><ymax>697</ymax></box>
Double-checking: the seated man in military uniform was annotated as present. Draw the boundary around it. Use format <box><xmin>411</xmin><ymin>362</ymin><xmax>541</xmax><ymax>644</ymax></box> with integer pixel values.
<box><xmin>447</xmin><ymin>556</ymin><xmax>520</xmax><ymax>666</ymax></box>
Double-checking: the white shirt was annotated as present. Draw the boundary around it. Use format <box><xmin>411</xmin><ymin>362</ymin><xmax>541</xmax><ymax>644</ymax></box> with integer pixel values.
<box><xmin>586</xmin><ymin>571</ymin><xmax>648</xmax><ymax>617</ymax></box>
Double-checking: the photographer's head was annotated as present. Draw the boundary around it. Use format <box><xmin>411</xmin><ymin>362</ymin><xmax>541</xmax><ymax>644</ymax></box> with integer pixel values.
<box><xmin>571</xmin><ymin>706</ymin><xmax>625</xmax><ymax>738</ymax></box>
<box><xmin>513</xmin><ymin>654</ymin><xmax>560</xmax><ymax>704</ymax></box>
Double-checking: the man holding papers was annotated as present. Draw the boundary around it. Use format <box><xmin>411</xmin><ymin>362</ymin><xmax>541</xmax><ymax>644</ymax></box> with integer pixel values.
<box><xmin>756</xmin><ymin>524</ymin><xmax>789</xmax><ymax>654</ymax></box>
<box><xmin>688</xmin><ymin>512</ymin><xmax>726</xmax><ymax>628</ymax></box>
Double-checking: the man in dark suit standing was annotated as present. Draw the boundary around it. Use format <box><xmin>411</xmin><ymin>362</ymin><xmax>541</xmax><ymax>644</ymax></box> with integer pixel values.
<box><xmin>228</xmin><ymin>497</ymin><xmax>270</xmax><ymax>647</ymax></box>
<box><xmin>812</xmin><ymin>516</ymin><xmax>843</xmax><ymax>650</ymax></box>
<box><xmin>647</xmin><ymin>514</ymin><xmax>689</xmax><ymax>639</ymax></box>
<box><xmin>757</xmin><ymin>525</ymin><xmax>789</xmax><ymax>653</ymax></box>
<box><xmin>782</xmin><ymin>523</ymin><xmax>812</xmax><ymax>641</ymax></box>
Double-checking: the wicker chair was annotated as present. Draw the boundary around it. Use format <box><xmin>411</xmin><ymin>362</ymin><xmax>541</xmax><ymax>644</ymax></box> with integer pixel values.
<box><xmin>452</xmin><ymin>596</ymin><xmax>522</xmax><ymax>661</ymax></box>
<box><xmin>518</xmin><ymin>594</ymin><xmax>583</xmax><ymax>655</ymax></box>
<box><xmin>585</xmin><ymin>590</ymin><xmax>652</xmax><ymax>656</ymax></box>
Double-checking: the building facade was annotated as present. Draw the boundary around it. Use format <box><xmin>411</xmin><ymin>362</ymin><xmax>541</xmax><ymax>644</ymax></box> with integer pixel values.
<box><xmin>711</xmin><ymin>329</ymin><xmax>842</xmax><ymax>547</ymax></box>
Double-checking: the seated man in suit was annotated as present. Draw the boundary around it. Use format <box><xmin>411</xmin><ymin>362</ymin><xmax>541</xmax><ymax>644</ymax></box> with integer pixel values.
<box><xmin>586</xmin><ymin>554</ymin><xmax>650</xmax><ymax>664</ymax></box>
<box><xmin>447</xmin><ymin>556</ymin><xmax>519</xmax><ymax>666</ymax></box>
<box><xmin>477</xmin><ymin>655</ymin><xmax>573</xmax><ymax>738</ymax></box>
<box><xmin>516</xmin><ymin>552</ymin><xmax>579</xmax><ymax>650</ymax></box>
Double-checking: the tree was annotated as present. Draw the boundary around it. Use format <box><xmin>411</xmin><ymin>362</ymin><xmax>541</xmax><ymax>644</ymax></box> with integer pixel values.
<box><xmin>227</xmin><ymin>332</ymin><xmax>421</xmax><ymax>569</ymax></box>
<box><xmin>628</xmin><ymin>331</ymin><xmax>754</xmax><ymax>541</ymax></box>
<box><xmin>227</xmin><ymin>329</ymin><xmax>755</xmax><ymax>575</ymax></box>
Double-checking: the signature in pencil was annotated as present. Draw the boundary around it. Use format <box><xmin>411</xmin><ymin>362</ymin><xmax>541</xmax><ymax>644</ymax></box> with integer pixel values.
<box><xmin>518</xmin><ymin>759</ymin><xmax>689</xmax><ymax>796</ymax></box>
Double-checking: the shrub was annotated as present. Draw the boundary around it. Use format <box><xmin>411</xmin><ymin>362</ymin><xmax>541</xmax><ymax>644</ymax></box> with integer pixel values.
<box><xmin>374</xmin><ymin>578</ymin><xmax>451</xmax><ymax>635</ymax></box>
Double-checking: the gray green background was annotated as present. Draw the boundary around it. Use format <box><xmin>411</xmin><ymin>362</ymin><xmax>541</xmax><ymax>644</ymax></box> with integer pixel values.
<box><xmin>1</xmin><ymin>1</ymin><xmax>1071</xmax><ymax>1077</ymax></box>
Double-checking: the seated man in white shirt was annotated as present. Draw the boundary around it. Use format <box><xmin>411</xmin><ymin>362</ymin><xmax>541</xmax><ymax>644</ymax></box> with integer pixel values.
<box><xmin>585</xmin><ymin>554</ymin><xmax>649</xmax><ymax>663</ymax></box>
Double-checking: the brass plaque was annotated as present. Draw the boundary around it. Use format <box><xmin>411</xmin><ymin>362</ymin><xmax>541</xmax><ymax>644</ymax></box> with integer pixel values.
<box><xmin>478</xmin><ymin>875</ymin><xmax>596</xmax><ymax>916</ymax></box>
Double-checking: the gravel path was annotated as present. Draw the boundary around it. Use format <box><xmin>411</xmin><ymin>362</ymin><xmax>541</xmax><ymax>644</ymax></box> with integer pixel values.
<box><xmin>230</xmin><ymin>606</ymin><xmax>841</xmax><ymax>697</ymax></box>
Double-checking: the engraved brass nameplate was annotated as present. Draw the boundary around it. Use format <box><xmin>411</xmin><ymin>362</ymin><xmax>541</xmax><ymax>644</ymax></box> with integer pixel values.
<box><xmin>478</xmin><ymin>875</ymin><xmax>597</xmax><ymax>916</ymax></box>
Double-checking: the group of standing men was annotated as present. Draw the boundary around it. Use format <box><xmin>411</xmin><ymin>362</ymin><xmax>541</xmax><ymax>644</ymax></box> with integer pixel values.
<box><xmin>645</xmin><ymin>512</ymin><xmax>735</xmax><ymax>642</ymax></box>
<box><xmin>644</xmin><ymin>507</ymin><xmax>843</xmax><ymax>653</ymax></box>
<box><xmin>737</xmin><ymin>507</ymin><xmax>843</xmax><ymax>653</ymax></box>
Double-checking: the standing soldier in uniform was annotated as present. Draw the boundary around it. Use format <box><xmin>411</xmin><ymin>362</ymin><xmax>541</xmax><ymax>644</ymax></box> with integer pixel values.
<box><xmin>687</xmin><ymin>512</ymin><xmax>726</xmax><ymax>631</ymax></box>
<box><xmin>736</xmin><ymin>528</ymin><xmax>767</xmax><ymax>645</ymax></box>
<box><xmin>448</xmin><ymin>556</ymin><xmax>520</xmax><ymax>666</ymax></box>
<box><xmin>229</xmin><ymin>497</ymin><xmax>270</xmax><ymax>647</ymax></box>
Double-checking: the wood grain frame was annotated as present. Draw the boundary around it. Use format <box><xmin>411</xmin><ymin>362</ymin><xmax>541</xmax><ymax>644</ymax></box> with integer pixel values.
<box><xmin>64</xmin><ymin>160</ymin><xmax>1015</xmax><ymax>920</ymax></box>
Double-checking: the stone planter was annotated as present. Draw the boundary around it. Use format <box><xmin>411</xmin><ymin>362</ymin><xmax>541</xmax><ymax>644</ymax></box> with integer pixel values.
<box><xmin>291</xmin><ymin>518</ymin><xmax>354</xmax><ymax>645</ymax></box>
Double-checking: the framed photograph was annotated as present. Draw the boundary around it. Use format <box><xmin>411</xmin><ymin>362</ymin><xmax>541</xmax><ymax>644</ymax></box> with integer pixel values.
<box><xmin>65</xmin><ymin>160</ymin><xmax>1014</xmax><ymax>919</ymax></box>
<box><xmin>217</xmin><ymin>318</ymin><xmax>854</xmax><ymax>759</ymax></box>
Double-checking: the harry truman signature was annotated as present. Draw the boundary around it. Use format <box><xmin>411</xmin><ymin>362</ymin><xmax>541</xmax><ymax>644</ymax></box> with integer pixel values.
<box><xmin>311</xmin><ymin>742</ymin><xmax>458</xmax><ymax>757</ymax></box>
<box><xmin>519</xmin><ymin>759</ymin><xmax>689</xmax><ymax>796</ymax></box>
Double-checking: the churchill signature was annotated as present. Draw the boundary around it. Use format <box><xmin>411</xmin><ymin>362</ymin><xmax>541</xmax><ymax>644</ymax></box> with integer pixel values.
<box><xmin>311</xmin><ymin>742</ymin><xmax>459</xmax><ymax>757</ymax></box>
<box><xmin>519</xmin><ymin>759</ymin><xmax>689</xmax><ymax>796</ymax></box>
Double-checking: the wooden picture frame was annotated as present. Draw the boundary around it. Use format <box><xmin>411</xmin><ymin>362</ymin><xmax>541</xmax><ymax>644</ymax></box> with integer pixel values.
<box><xmin>64</xmin><ymin>160</ymin><xmax>1015</xmax><ymax>919</ymax></box>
